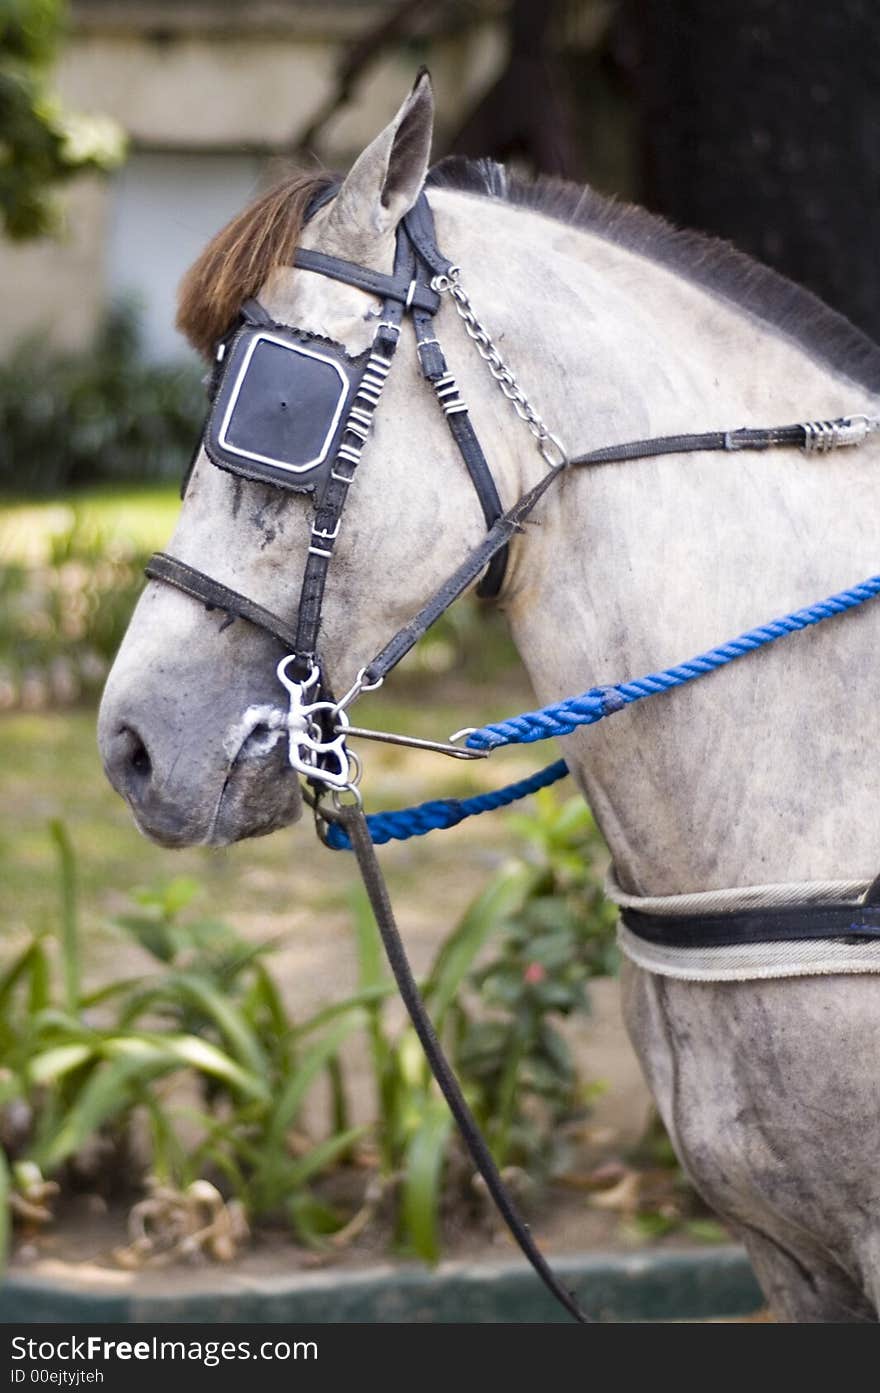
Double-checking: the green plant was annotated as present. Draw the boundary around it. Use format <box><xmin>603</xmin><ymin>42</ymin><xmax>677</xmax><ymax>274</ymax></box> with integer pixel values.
<box><xmin>0</xmin><ymin>793</ymin><xmax>620</xmax><ymax>1267</ymax></box>
<box><xmin>457</xmin><ymin>791</ymin><xmax>618</xmax><ymax>1171</ymax></box>
<box><xmin>0</xmin><ymin>302</ymin><xmax>204</xmax><ymax>495</ymax></box>
<box><xmin>0</xmin><ymin>509</ymin><xmax>154</xmax><ymax>705</ymax></box>
<box><xmin>347</xmin><ymin>790</ymin><xmax>618</xmax><ymax>1261</ymax></box>
<box><xmin>0</xmin><ymin>827</ymin><xmax>377</xmax><ymax>1254</ymax></box>
<box><xmin>0</xmin><ymin>0</ymin><xmax>125</xmax><ymax>241</ymax></box>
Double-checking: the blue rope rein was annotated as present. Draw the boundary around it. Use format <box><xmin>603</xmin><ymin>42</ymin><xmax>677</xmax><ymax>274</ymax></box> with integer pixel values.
<box><xmin>325</xmin><ymin>758</ymin><xmax>569</xmax><ymax>850</ymax></box>
<box><xmin>327</xmin><ymin>569</ymin><xmax>880</xmax><ymax>850</ymax></box>
<box><xmin>465</xmin><ymin>572</ymin><xmax>880</xmax><ymax>750</ymax></box>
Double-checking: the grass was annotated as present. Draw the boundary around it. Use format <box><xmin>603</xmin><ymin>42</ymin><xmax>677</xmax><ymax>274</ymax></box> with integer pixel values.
<box><xmin>0</xmin><ymin>483</ymin><xmax>181</xmax><ymax>563</ymax></box>
<box><xmin>0</xmin><ymin>689</ymin><xmax>548</xmax><ymax>970</ymax></box>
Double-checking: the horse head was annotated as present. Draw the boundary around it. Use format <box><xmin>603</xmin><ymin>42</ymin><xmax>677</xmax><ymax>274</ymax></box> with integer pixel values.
<box><xmin>98</xmin><ymin>76</ymin><xmax>518</xmax><ymax>847</ymax></box>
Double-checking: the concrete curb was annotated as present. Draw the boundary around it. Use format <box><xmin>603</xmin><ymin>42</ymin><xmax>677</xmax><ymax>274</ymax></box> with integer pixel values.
<box><xmin>0</xmin><ymin>1245</ymin><xmax>762</xmax><ymax>1323</ymax></box>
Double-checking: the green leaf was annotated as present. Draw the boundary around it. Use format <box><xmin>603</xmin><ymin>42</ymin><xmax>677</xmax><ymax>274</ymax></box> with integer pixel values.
<box><xmin>0</xmin><ymin>1146</ymin><xmax>9</xmax><ymax>1272</ymax></box>
<box><xmin>103</xmin><ymin>1034</ymin><xmax>269</xmax><ymax>1102</ymax></box>
<box><xmin>400</xmin><ymin>1100</ymin><xmax>453</xmax><ymax>1263</ymax></box>
<box><xmin>287</xmin><ymin>1192</ymin><xmax>344</xmax><ymax>1246</ymax></box>
<box><xmin>28</xmin><ymin>1042</ymin><xmax>93</xmax><ymax>1085</ymax></box>
<box><xmin>286</xmin><ymin>1126</ymin><xmax>368</xmax><ymax>1189</ymax></box>
<box><xmin>79</xmin><ymin>976</ymin><xmax>147</xmax><ymax>1009</ymax></box>
<box><xmin>112</xmin><ymin>913</ymin><xmax>176</xmax><ymax>963</ymax></box>
<box><xmin>48</xmin><ymin>820</ymin><xmax>79</xmax><ymax>1015</ymax></box>
<box><xmin>0</xmin><ymin>942</ymin><xmax>43</xmax><ymax>1012</ymax></box>
<box><xmin>426</xmin><ymin>866</ymin><xmax>535</xmax><ymax>1025</ymax></box>
<box><xmin>119</xmin><ymin>972</ymin><xmax>269</xmax><ymax>1081</ymax></box>
<box><xmin>166</xmin><ymin>972</ymin><xmax>269</xmax><ymax>1079</ymax></box>
<box><xmin>34</xmin><ymin>1054</ymin><xmax>170</xmax><ymax>1171</ymax></box>
<box><xmin>685</xmin><ymin>1218</ymin><xmax>728</xmax><ymax>1244</ymax></box>
<box><xmin>292</xmin><ymin>985</ymin><xmax>395</xmax><ymax>1039</ymax></box>
<box><xmin>134</xmin><ymin>877</ymin><xmax>201</xmax><ymax>918</ymax></box>
<box><xmin>255</xmin><ymin>1013</ymin><xmax>365</xmax><ymax>1204</ymax></box>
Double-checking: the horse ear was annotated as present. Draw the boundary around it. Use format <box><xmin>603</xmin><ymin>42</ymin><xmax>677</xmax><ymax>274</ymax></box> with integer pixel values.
<box><xmin>324</xmin><ymin>71</ymin><xmax>434</xmax><ymax>257</ymax></box>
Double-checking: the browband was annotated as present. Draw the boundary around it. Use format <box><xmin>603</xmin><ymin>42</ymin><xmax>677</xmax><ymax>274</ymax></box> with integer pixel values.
<box><xmin>293</xmin><ymin>248</ymin><xmax>442</xmax><ymax>315</ymax></box>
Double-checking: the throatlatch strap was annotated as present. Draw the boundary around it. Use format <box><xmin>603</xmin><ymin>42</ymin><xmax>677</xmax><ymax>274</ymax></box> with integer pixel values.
<box><xmin>336</xmin><ymin>804</ymin><xmax>590</xmax><ymax>1325</ymax></box>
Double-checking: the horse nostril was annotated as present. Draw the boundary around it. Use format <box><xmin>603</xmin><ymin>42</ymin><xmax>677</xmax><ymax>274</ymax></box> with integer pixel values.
<box><xmin>120</xmin><ymin>726</ymin><xmax>152</xmax><ymax>783</ymax></box>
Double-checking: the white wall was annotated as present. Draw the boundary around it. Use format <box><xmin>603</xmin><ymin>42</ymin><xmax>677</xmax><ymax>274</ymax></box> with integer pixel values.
<box><xmin>105</xmin><ymin>151</ymin><xmax>266</xmax><ymax>360</ymax></box>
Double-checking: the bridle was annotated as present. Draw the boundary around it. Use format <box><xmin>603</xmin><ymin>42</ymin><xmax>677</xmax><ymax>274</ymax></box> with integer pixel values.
<box><xmin>147</xmin><ymin>178</ymin><xmax>569</xmax><ymax>793</ymax></box>
<box><xmin>144</xmin><ymin>175</ymin><xmax>880</xmax><ymax>1323</ymax></box>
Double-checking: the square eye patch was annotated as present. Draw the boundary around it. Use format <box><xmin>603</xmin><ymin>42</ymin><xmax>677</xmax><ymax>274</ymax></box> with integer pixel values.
<box><xmin>205</xmin><ymin>327</ymin><xmax>365</xmax><ymax>491</ymax></box>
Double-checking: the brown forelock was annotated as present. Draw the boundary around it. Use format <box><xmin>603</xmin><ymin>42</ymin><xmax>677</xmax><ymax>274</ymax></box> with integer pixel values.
<box><xmin>176</xmin><ymin>170</ymin><xmax>339</xmax><ymax>359</ymax></box>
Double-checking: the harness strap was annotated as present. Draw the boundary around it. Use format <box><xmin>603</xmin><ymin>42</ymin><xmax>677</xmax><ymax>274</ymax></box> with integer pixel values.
<box><xmin>622</xmin><ymin>900</ymin><xmax>880</xmax><ymax>948</ymax></box>
<box><xmin>402</xmin><ymin>193</ymin><xmax>457</xmax><ymax>279</ymax></box>
<box><xmin>144</xmin><ymin>553</ymin><xmax>299</xmax><ymax>651</ymax></box>
<box><xmin>293</xmin><ymin>248</ymin><xmax>441</xmax><ymax>315</ymax></box>
<box><xmin>361</xmin><ymin>414</ymin><xmax>874</xmax><ymax>685</ymax></box>
<box><xmin>301</xmin><ymin>191</ymin><xmax>510</xmax><ymax>598</ymax></box>
<box><xmin>335</xmin><ymin>803</ymin><xmax>590</xmax><ymax>1325</ymax></box>
<box><xmin>408</xmin><ymin>196</ymin><xmax>508</xmax><ymax>597</ymax></box>
<box><xmin>288</xmin><ymin>239</ymin><xmax>409</xmax><ymax>680</ymax></box>
<box><xmin>363</xmin><ymin>461</ymin><xmax>566</xmax><ymax>683</ymax></box>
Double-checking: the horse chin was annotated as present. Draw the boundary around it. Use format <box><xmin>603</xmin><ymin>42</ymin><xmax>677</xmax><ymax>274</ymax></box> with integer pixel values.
<box><xmin>206</xmin><ymin>744</ymin><xmax>304</xmax><ymax>847</ymax></box>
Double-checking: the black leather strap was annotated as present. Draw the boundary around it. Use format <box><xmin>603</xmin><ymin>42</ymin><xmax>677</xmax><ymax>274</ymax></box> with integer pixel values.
<box><xmin>335</xmin><ymin>803</ymin><xmax>590</xmax><ymax>1325</ymax></box>
<box><xmin>569</xmin><ymin>424</ymin><xmax>809</xmax><ymax>469</ymax></box>
<box><xmin>145</xmin><ymin>552</ymin><xmax>299</xmax><ymax>651</ymax></box>
<box><xmin>293</xmin><ymin>248</ymin><xmax>441</xmax><ymax>314</ymax></box>
<box><xmin>402</xmin><ymin>192</ymin><xmax>457</xmax><ymax>279</ymax></box>
<box><xmin>409</xmin><ymin>193</ymin><xmax>509</xmax><ymax>599</ymax></box>
<box><xmin>622</xmin><ymin>900</ymin><xmax>880</xmax><ymax>948</ymax></box>
<box><xmin>363</xmin><ymin>417</ymin><xmax>833</xmax><ymax>683</ymax></box>
<box><xmin>288</xmin><ymin>230</ymin><xmax>410</xmax><ymax>678</ymax></box>
<box><xmin>364</xmin><ymin>460</ymin><xmax>566</xmax><ymax>683</ymax></box>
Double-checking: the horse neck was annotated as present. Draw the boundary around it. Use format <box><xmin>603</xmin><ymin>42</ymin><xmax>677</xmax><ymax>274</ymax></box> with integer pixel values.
<box><xmin>432</xmin><ymin>190</ymin><xmax>880</xmax><ymax>894</ymax></box>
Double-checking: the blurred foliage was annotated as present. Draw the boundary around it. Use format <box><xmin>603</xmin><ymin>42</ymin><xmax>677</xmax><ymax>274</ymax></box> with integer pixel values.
<box><xmin>0</xmin><ymin>302</ymin><xmax>204</xmax><ymax>495</ymax></box>
<box><xmin>0</xmin><ymin>484</ymin><xmax>518</xmax><ymax>713</ymax></box>
<box><xmin>0</xmin><ymin>796</ymin><xmax>619</xmax><ymax>1266</ymax></box>
<box><xmin>0</xmin><ymin>0</ymin><xmax>125</xmax><ymax>241</ymax></box>
<box><xmin>454</xmin><ymin>792</ymin><xmax>618</xmax><ymax>1175</ymax></box>
<box><xmin>0</xmin><ymin>509</ymin><xmax>148</xmax><ymax>708</ymax></box>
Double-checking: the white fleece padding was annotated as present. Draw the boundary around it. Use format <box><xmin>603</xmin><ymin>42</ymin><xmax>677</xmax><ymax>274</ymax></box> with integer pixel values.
<box><xmin>607</xmin><ymin>869</ymin><xmax>880</xmax><ymax>982</ymax></box>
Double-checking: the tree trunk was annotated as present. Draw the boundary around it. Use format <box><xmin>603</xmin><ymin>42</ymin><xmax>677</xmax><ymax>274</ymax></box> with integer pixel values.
<box><xmin>625</xmin><ymin>0</ymin><xmax>880</xmax><ymax>342</ymax></box>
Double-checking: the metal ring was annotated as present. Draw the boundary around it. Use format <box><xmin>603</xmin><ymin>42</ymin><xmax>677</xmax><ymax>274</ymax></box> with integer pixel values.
<box><xmin>276</xmin><ymin>656</ymin><xmax>319</xmax><ymax>691</ymax></box>
<box><xmin>331</xmin><ymin>783</ymin><xmax>363</xmax><ymax>811</ymax></box>
<box><xmin>538</xmin><ymin>431</ymin><xmax>568</xmax><ymax>468</ymax></box>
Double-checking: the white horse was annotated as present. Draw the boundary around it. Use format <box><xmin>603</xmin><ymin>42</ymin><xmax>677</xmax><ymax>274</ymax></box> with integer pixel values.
<box><xmin>99</xmin><ymin>76</ymin><xmax>880</xmax><ymax>1321</ymax></box>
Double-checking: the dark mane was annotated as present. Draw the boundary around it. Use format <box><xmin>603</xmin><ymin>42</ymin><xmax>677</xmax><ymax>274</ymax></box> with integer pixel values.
<box><xmin>177</xmin><ymin>170</ymin><xmax>338</xmax><ymax>358</ymax></box>
<box><xmin>427</xmin><ymin>157</ymin><xmax>880</xmax><ymax>393</ymax></box>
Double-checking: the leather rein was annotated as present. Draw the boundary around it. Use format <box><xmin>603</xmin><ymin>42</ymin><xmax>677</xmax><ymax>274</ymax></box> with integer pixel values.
<box><xmin>144</xmin><ymin>179</ymin><xmax>880</xmax><ymax>1323</ymax></box>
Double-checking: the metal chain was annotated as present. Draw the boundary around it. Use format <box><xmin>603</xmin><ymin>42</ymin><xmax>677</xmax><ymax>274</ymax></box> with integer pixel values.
<box><xmin>432</xmin><ymin>270</ymin><xmax>567</xmax><ymax>468</ymax></box>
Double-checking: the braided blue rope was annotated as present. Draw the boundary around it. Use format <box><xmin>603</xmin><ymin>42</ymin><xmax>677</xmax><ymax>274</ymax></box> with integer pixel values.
<box><xmin>327</xmin><ymin>568</ymin><xmax>880</xmax><ymax>850</ymax></box>
<box><xmin>325</xmin><ymin>758</ymin><xmax>569</xmax><ymax>850</ymax></box>
<box><xmin>466</xmin><ymin>572</ymin><xmax>880</xmax><ymax>751</ymax></box>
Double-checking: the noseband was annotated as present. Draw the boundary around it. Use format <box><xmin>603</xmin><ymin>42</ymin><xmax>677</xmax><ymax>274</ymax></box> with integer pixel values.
<box><xmin>145</xmin><ymin>175</ymin><xmax>880</xmax><ymax>1323</ymax></box>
